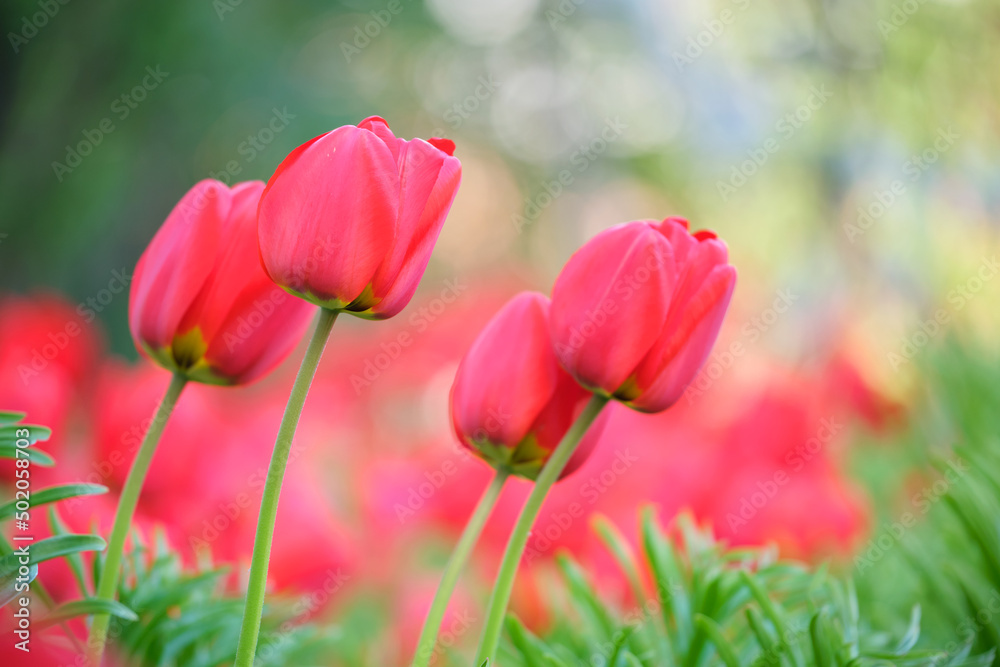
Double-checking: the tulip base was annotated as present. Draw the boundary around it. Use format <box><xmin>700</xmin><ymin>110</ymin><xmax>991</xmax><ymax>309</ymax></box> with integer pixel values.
<box><xmin>234</xmin><ymin>308</ymin><xmax>338</xmax><ymax>667</ymax></box>
<box><xmin>474</xmin><ymin>394</ymin><xmax>609</xmax><ymax>665</ymax></box>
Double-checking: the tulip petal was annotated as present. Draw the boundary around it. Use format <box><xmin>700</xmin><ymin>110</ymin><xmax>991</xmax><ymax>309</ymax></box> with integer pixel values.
<box><xmin>369</xmin><ymin>139</ymin><xmax>461</xmax><ymax>318</ymax></box>
<box><xmin>177</xmin><ymin>181</ymin><xmax>265</xmax><ymax>342</ymax></box>
<box><xmin>451</xmin><ymin>292</ymin><xmax>560</xmax><ymax>451</ymax></box>
<box><xmin>526</xmin><ymin>370</ymin><xmax>606</xmax><ymax>480</ymax></box>
<box><xmin>129</xmin><ymin>180</ymin><xmax>229</xmax><ymax>353</ymax></box>
<box><xmin>548</xmin><ymin>222</ymin><xmax>676</xmax><ymax>394</ymax></box>
<box><xmin>185</xmin><ymin>181</ymin><xmax>316</xmax><ymax>383</ymax></box>
<box><xmin>630</xmin><ymin>262</ymin><xmax>736</xmax><ymax>412</ymax></box>
<box><xmin>561</xmin><ymin>396</ymin><xmax>612</xmax><ymax>480</ymax></box>
<box><xmin>258</xmin><ymin>125</ymin><xmax>400</xmax><ymax>307</ymax></box>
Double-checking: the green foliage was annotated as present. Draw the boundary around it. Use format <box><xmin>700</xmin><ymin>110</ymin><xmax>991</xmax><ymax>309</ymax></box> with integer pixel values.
<box><xmin>8</xmin><ymin>339</ymin><xmax>1000</xmax><ymax>665</ymax></box>
<box><xmin>101</xmin><ymin>531</ymin><xmax>342</xmax><ymax>667</ymax></box>
<box><xmin>0</xmin><ymin>413</ymin><xmax>108</xmax><ymax>587</ymax></box>
<box><xmin>497</xmin><ymin>506</ymin><xmax>992</xmax><ymax>667</ymax></box>
<box><xmin>495</xmin><ymin>339</ymin><xmax>1000</xmax><ymax>666</ymax></box>
<box><xmin>853</xmin><ymin>341</ymin><xmax>1000</xmax><ymax>662</ymax></box>
<box><xmin>0</xmin><ymin>411</ymin><xmax>115</xmax><ymax>642</ymax></box>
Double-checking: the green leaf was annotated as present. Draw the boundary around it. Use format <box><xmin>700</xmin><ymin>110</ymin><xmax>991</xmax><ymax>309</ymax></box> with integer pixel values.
<box><xmin>35</xmin><ymin>597</ymin><xmax>138</xmax><ymax>631</ymax></box>
<box><xmin>506</xmin><ymin>615</ymin><xmax>549</xmax><ymax>667</ymax></box>
<box><xmin>0</xmin><ymin>534</ymin><xmax>105</xmax><ymax>571</ymax></box>
<box><xmin>0</xmin><ymin>424</ymin><xmax>52</xmax><ymax>446</ymax></box>
<box><xmin>808</xmin><ymin>612</ymin><xmax>834</xmax><ymax>667</ymax></box>
<box><xmin>0</xmin><ymin>562</ymin><xmax>37</xmax><ymax>608</ymax></box>
<box><xmin>0</xmin><ymin>411</ymin><xmax>27</xmax><ymax>425</ymax></box>
<box><xmin>556</xmin><ymin>552</ymin><xmax>615</xmax><ymax>642</ymax></box>
<box><xmin>48</xmin><ymin>506</ymin><xmax>90</xmax><ymax>597</ymax></box>
<box><xmin>893</xmin><ymin>606</ymin><xmax>921</xmax><ymax>654</ymax></box>
<box><xmin>0</xmin><ymin>483</ymin><xmax>107</xmax><ymax>521</ymax></box>
<box><xmin>0</xmin><ymin>443</ymin><xmax>54</xmax><ymax>465</ymax></box>
<box><xmin>694</xmin><ymin>614</ymin><xmax>741</xmax><ymax>667</ymax></box>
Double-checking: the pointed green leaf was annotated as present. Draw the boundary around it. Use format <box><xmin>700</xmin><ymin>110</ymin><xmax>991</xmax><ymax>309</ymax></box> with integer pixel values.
<box><xmin>0</xmin><ymin>443</ymin><xmax>54</xmax><ymax>465</ymax></box>
<box><xmin>0</xmin><ymin>534</ymin><xmax>105</xmax><ymax>571</ymax></box>
<box><xmin>0</xmin><ymin>483</ymin><xmax>107</xmax><ymax>521</ymax></box>
<box><xmin>35</xmin><ymin>597</ymin><xmax>138</xmax><ymax>631</ymax></box>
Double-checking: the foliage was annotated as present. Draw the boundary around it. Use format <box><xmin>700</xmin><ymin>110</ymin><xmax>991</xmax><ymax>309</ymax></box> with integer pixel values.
<box><xmin>97</xmin><ymin>532</ymin><xmax>341</xmax><ymax>667</ymax></box>
<box><xmin>495</xmin><ymin>507</ymin><xmax>992</xmax><ymax>667</ymax></box>
<box><xmin>0</xmin><ymin>410</ymin><xmax>110</xmax><ymax>622</ymax></box>
<box><xmin>494</xmin><ymin>340</ymin><xmax>1000</xmax><ymax>667</ymax></box>
<box><xmin>8</xmin><ymin>340</ymin><xmax>1000</xmax><ymax>664</ymax></box>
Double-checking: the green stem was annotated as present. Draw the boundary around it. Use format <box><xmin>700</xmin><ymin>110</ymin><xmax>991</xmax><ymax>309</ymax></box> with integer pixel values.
<box><xmin>412</xmin><ymin>470</ymin><xmax>509</xmax><ymax>667</ymax></box>
<box><xmin>89</xmin><ymin>372</ymin><xmax>187</xmax><ymax>663</ymax></box>
<box><xmin>474</xmin><ymin>394</ymin><xmax>609</xmax><ymax>665</ymax></box>
<box><xmin>234</xmin><ymin>308</ymin><xmax>337</xmax><ymax>667</ymax></box>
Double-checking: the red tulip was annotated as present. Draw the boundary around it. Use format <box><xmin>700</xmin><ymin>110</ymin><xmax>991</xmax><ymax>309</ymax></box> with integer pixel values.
<box><xmin>549</xmin><ymin>218</ymin><xmax>736</xmax><ymax>413</ymax></box>
<box><xmin>450</xmin><ymin>292</ymin><xmax>607</xmax><ymax>480</ymax></box>
<box><xmin>129</xmin><ymin>179</ymin><xmax>316</xmax><ymax>385</ymax></box>
<box><xmin>258</xmin><ymin>116</ymin><xmax>461</xmax><ymax>319</ymax></box>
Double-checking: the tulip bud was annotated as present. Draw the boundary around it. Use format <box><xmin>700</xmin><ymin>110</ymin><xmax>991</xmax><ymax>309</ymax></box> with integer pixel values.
<box><xmin>258</xmin><ymin>116</ymin><xmax>461</xmax><ymax>319</ymax></box>
<box><xmin>129</xmin><ymin>180</ymin><xmax>316</xmax><ymax>385</ymax></box>
<box><xmin>549</xmin><ymin>218</ymin><xmax>736</xmax><ymax>413</ymax></box>
<box><xmin>450</xmin><ymin>292</ymin><xmax>607</xmax><ymax>480</ymax></box>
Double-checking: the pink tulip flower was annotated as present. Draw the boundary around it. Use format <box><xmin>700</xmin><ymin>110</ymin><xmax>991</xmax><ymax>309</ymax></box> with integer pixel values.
<box><xmin>129</xmin><ymin>179</ymin><xmax>316</xmax><ymax>385</ymax></box>
<box><xmin>549</xmin><ymin>218</ymin><xmax>736</xmax><ymax>413</ymax></box>
<box><xmin>257</xmin><ymin>116</ymin><xmax>461</xmax><ymax>319</ymax></box>
<box><xmin>450</xmin><ymin>291</ymin><xmax>607</xmax><ymax>480</ymax></box>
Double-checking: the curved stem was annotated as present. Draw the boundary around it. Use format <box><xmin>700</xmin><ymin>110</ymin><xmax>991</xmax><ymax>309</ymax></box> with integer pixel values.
<box><xmin>412</xmin><ymin>470</ymin><xmax>508</xmax><ymax>667</ymax></box>
<box><xmin>89</xmin><ymin>372</ymin><xmax>187</xmax><ymax>663</ymax></box>
<box><xmin>474</xmin><ymin>394</ymin><xmax>609</xmax><ymax>665</ymax></box>
<box><xmin>234</xmin><ymin>308</ymin><xmax>338</xmax><ymax>667</ymax></box>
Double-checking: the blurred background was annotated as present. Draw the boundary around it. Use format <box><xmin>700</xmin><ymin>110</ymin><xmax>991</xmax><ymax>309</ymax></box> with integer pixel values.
<box><xmin>2</xmin><ymin>0</ymin><xmax>1000</xmax><ymax>663</ymax></box>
